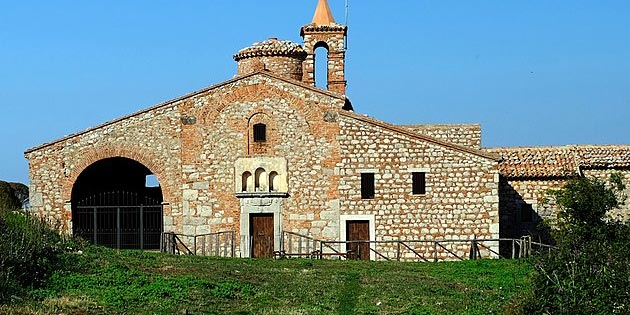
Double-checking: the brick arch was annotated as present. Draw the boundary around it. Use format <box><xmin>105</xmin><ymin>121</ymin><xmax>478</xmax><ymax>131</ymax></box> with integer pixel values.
<box><xmin>63</xmin><ymin>145</ymin><xmax>173</xmax><ymax>204</ymax></box>
<box><xmin>198</xmin><ymin>83</ymin><xmax>318</xmax><ymax>135</ymax></box>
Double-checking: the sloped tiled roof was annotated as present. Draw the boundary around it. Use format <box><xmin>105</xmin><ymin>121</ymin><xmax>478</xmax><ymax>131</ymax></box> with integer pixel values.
<box><xmin>486</xmin><ymin>145</ymin><xmax>630</xmax><ymax>178</ymax></box>
<box><xmin>577</xmin><ymin>145</ymin><xmax>630</xmax><ymax>168</ymax></box>
<box><xmin>486</xmin><ymin>146</ymin><xmax>579</xmax><ymax>178</ymax></box>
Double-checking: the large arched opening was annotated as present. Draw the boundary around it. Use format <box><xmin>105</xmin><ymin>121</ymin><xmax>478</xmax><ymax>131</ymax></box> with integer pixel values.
<box><xmin>71</xmin><ymin>157</ymin><xmax>163</xmax><ymax>250</ymax></box>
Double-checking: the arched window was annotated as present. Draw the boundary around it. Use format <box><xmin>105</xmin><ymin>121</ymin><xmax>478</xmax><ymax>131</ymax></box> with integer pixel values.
<box><xmin>269</xmin><ymin>171</ymin><xmax>279</xmax><ymax>192</ymax></box>
<box><xmin>255</xmin><ymin>168</ymin><xmax>267</xmax><ymax>192</ymax></box>
<box><xmin>314</xmin><ymin>42</ymin><xmax>329</xmax><ymax>89</ymax></box>
<box><xmin>253</xmin><ymin>123</ymin><xmax>266</xmax><ymax>142</ymax></box>
<box><xmin>242</xmin><ymin>171</ymin><xmax>252</xmax><ymax>192</ymax></box>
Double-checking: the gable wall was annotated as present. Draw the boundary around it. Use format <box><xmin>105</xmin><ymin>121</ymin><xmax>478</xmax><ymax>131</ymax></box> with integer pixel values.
<box><xmin>337</xmin><ymin>115</ymin><xmax>500</xmax><ymax>260</ymax></box>
<box><xmin>25</xmin><ymin>104</ymin><xmax>183</xmax><ymax>232</ymax></box>
<box><xmin>402</xmin><ymin>124</ymin><xmax>482</xmax><ymax>149</ymax></box>
<box><xmin>172</xmin><ymin>75</ymin><xmax>345</xmax><ymax>248</ymax></box>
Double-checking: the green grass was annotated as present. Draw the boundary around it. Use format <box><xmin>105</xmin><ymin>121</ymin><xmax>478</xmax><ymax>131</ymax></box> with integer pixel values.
<box><xmin>1</xmin><ymin>246</ymin><xmax>533</xmax><ymax>315</ymax></box>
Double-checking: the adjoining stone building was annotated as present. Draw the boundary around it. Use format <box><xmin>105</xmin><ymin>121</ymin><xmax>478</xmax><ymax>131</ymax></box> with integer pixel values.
<box><xmin>25</xmin><ymin>0</ymin><xmax>630</xmax><ymax>260</ymax></box>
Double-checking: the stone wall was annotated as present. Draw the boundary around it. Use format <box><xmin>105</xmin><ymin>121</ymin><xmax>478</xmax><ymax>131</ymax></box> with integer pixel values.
<box><xmin>498</xmin><ymin>168</ymin><xmax>630</xmax><ymax>241</ymax></box>
<box><xmin>28</xmin><ymin>70</ymin><xmax>551</xmax><ymax>261</ymax></box>
<box><xmin>402</xmin><ymin>124</ymin><xmax>482</xmax><ymax>149</ymax></box>
<box><xmin>237</xmin><ymin>56</ymin><xmax>304</xmax><ymax>81</ymax></box>
<box><xmin>498</xmin><ymin>178</ymin><xmax>563</xmax><ymax>241</ymax></box>
<box><xmin>336</xmin><ymin>113</ymin><xmax>500</xmax><ymax>260</ymax></box>
<box><xmin>168</xmin><ymin>74</ymin><xmax>347</xmax><ymax>256</ymax></box>
<box><xmin>26</xmin><ymin>104</ymin><xmax>183</xmax><ymax>232</ymax></box>
<box><xmin>583</xmin><ymin>168</ymin><xmax>630</xmax><ymax>222</ymax></box>
<box><xmin>301</xmin><ymin>24</ymin><xmax>347</xmax><ymax>94</ymax></box>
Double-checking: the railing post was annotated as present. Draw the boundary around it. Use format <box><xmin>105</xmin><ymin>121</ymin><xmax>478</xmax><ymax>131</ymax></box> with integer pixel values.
<box><xmin>116</xmin><ymin>207</ymin><xmax>121</xmax><ymax>250</ymax></box>
<box><xmin>433</xmin><ymin>241</ymin><xmax>438</xmax><ymax>262</ymax></box>
<box><xmin>397</xmin><ymin>241</ymin><xmax>401</xmax><ymax>262</ymax></box>
<box><xmin>231</xmin><ymin>231</ymin><xmax>235</xmax><ymax>257</ymax></box>
<box><xmin>319</xmin><ymin>241</ymin><xmax>323</xmax><ymax>259</ymax></box>
<box><xmin>139</xmin><ymin>205</ymin><xmax>144</xmax><ymax>251</ymax></box>
<box><xmin>93</xmin><ymin>207</ymin><xmax>97</xmax><ymax>244</ymax></box>
<box><xmin>171</xmin><ymin>233</ymin><xmax>176</xmax><ymax>255</ymax></box>
<box><xmin>512</xmin><ymin>239</ymin><xmax>516</xmax><ymax>259</ymax></box>
<box><xmin>193</xmin><ymin>235</ymin><xmax>197</xmax><ymax>256</ymax></box>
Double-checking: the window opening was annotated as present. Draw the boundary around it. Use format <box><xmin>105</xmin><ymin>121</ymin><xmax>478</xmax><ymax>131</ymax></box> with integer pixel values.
<box><xmin>412</xmin><ymin>172</ymin><xmax>426</xmax><ymax>195</ymax></box>
<box><xmin>253</xmin><ymin>124</ymin><xmax>266</xmax><ymax>142</ymax></box>
<box><xmin>361</xmin><ymin>173</ymin><xmax>375</xmax><ymax>199</ymax></box>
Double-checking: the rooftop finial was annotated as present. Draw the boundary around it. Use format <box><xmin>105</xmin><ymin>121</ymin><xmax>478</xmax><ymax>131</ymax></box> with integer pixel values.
<box><xmin>312</xmin><ymin>0</ymin><xmax>336</xmax><ymax>25</ymax></box>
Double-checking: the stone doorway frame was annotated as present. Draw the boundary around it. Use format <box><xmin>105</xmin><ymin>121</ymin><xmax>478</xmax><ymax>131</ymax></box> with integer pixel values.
<box><xmin>237</xmin><ymin>194</ymin><xmax>287</xmax><ymax>258</ymax></box>
<box><xmin>339</xmin><ymin>214</ymin><xmax>376</xmax><ymax>261</ymax></box>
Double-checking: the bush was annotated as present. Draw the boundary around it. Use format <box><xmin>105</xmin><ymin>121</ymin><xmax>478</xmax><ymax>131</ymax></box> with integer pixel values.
<box><xmin>0</xmin><ymin>182</ymin><xmax>20</xmax><ymax>210</ymax></box>
<box><xmin>520</xmin><ymin>175</ymin><xmax>630</xmax><ymax>314</ymax></box>
<box><xmin>0</xmin><ymin>209</ymin><xmax>79</xmax><ymax>304</ymax></box>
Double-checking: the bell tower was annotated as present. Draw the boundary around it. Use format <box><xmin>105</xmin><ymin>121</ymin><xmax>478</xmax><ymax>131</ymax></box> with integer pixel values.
<box><xmin>301</xmin><ymin>0</ymin><xmax>348</xmax><ymax>95</ymax></box>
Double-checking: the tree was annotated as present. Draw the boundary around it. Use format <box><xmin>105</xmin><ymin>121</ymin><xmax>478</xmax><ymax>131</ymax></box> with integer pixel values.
<box><xmin>520</xmin><ymin>174</ymin><xmax>629</xmax><ymax>315</ymax></box>
<box><xmin>0</xmin><ymin>181</ymin><xmax>20</xmax><ymax>210</ymax></box>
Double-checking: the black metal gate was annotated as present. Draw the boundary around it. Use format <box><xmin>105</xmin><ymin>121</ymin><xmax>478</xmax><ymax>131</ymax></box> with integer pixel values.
<box><xmin>73</xmin><ymin>191</ymin><xmax>163</xmax><ymax>250</ymax></box>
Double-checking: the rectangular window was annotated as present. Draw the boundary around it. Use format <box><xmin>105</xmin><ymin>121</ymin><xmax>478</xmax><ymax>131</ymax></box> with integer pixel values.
<box><xmin>361</xmin><ymin>173</ymin><xmax>375</xmax><ymax>199</ymax></box>
<box><xmin>520</xmin><ymin>204</ymin><xmax>534</xmax><ymax>222</ymax></box>
<box><xmin>412</xmin><ymin>172</ymin><xmax>426</xmax><ymax>195</ymax></box>
<box><xmin>253</xmin><ymin>124</ymin><xmax>266</xmax><ymax>142</ymax></box>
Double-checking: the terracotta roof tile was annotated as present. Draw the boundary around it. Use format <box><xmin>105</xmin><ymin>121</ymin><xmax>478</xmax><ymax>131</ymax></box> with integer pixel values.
<box><xmin>486</xmin><ymin>145</ymin><xmax>630</xmax><ymax>178</ymax></box>
<box><xmin>233</xmin><ymin>38</ymin><xmax>306</xmax><ymax>61</ymax></box>
<box><xmin>577</xmin><ymin>145</ymin><xmax>630</xmax><ymax>168</ymax></box>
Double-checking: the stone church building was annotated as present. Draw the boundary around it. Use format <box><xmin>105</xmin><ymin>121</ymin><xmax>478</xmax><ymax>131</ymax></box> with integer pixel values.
<box><xmin>25</xmin><ymin>0</ymin><xmax>630</xmax><ymax>260</ymax></box>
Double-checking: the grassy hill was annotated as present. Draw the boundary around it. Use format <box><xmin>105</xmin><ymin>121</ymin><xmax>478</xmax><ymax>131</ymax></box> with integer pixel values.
<box><xmin>1</xmin><ymin>246</ymin><xmax>533</xmax><ymax>315</ymax></box>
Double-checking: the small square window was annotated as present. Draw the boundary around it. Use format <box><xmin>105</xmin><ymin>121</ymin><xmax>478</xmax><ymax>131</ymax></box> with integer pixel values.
<box><xmin>361</xmin><ymin>173</ymin><xmax>375</xmax><ymax>199</ymax></box>
<box><xmin>253</xmin><ymin>124</ymin><xmax>266</xmax><ymax>142</ymax></box>
<box><xmin>521</xmin><ymin>203</ymin><xmax>534</xmax><ymax>223</ymax></box>
<box><xmin>412</xmin><ymin>172</ymin><xmax>426</xmax><ymax>195</ymax></box>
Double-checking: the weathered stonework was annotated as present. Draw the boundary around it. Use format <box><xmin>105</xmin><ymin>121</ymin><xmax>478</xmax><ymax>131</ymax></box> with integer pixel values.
<box><xmin>402</xmin><ymin>124</ymin><xmax>482</xmax><ymax>150</ymax></box>
<box><xmin>488</xmin><ymin>146</ymin><xmax>630</xmax><ymax>240</ymax></box>
<box><xmin>24</xmin><ymin>1</ymin><xmax>630</xmax><ymax>261</ymax></box>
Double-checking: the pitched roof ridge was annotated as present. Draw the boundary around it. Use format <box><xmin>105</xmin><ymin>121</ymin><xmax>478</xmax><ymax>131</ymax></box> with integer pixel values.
<box><xmin>339</xmin><ymin>111</ymin><xmax>500</xmax><ymax>161</ymax></box>
<box><xmin>485</xmin><ymin>145</ymin><xmax>575</xmax><ymax>151</ymax></box>
<box><xmin>25</xmin><ymin>71</ymin><xmax>345</xmax><ymax>154</ymax></box>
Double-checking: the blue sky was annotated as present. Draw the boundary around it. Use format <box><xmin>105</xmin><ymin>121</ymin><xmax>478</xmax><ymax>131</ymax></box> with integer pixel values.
<box><xmin>1</xmin><ymin>1</ymin><xmax>629</xmax><ymax>184</ymax></box>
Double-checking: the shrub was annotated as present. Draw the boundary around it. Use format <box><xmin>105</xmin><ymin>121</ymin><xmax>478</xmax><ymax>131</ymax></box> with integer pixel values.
<box><xmin>0</xmin><ymin>209</ymin><xmax>79</xmax><ymax>304</ymax></box>
<box><xmin>520</xmin><ymin>175</ymin><xmax>630</xmax><ymax>314</ymax></box>
<box><xmin>0</xmin><ymin>182</ymin><xmax>20</xmax><ymax>210</ymax></box>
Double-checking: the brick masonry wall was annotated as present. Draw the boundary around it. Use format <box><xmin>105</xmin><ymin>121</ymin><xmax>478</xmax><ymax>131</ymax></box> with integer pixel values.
<box><xmin>337</xmin><ymin>114</ymin><xmax>500</xmax><ymax>261</ymax></box>
<box><xmin>302</xmin><ymin>26</ymin><xmax>347</xmax><ymax>94</ymax></box>
<box><xmin>175</xmin><ymin>74</ymin><xmax>344</xmax><ymax>249</ymax></box>
<box><xmin>402</xmin><ymin>124</ymin><xmax>482</xmax><ymax>149</ymax></box>
<box><xmin>237</xmin><ymin>56</ymin><xmax>304</xmax><ymax>81</ymax></box>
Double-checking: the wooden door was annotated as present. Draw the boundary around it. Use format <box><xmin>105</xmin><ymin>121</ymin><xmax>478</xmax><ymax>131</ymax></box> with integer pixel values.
<box><xmin>346</xmin><ymin>220</ymin><xmax>370</xmax><ymax>260</ymax></box>
<box><xmin>250</xmin><ymin>214</ymin><xmax>274</xmax><ymax>258</ymax></box>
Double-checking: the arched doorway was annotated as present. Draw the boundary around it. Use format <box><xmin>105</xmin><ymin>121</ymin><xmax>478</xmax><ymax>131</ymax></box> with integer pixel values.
<box><xmin>71</xmin><ymin>157</ymin><xmax>163</xmax><ymax>250</ymax></box>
